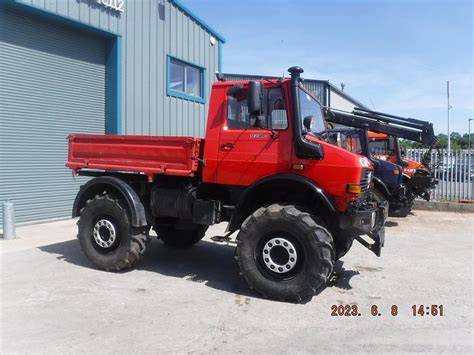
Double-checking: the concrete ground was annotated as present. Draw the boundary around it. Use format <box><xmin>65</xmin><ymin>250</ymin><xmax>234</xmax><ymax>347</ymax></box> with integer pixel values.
<box><xmin>1</xmin><ymin>211</ymin><xmax>473</xmax><ymax>354</ymax></box>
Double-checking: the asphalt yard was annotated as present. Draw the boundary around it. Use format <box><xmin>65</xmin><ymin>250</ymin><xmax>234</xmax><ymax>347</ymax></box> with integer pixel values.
<box><xmin>1</xmin><ymin>210</ymin><xmax>472</xmax><ymax>353</ymax></box>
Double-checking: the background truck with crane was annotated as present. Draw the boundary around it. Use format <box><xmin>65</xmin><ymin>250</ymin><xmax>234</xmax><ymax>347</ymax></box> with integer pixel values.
<box><xmin>324</xmin><ymin>106</ymin><xmax>437</xmax><ymax>216</ymax></box>
<box><xmin>66</xmin><ymin>67</ymin><xmax>387</xmax><ymax>302</ymax></box>
<box><xmin>326</xmin><ymin>127</ymin><xmax>407</xmax><ymax>216</ymax></box>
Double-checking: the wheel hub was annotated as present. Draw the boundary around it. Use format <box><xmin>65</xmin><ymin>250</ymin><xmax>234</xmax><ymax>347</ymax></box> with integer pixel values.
<box><xmin>93</xmin><ymin>219</ymin><xmax>117</xmax><ymax>248</ymax></box>
<box><xmin>262</xmin><ymin>237</ymin><xmax>298</xmax><ymax>274</ymax></box>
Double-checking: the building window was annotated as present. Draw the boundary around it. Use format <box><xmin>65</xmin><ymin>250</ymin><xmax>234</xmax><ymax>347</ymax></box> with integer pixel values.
<box><xmin>167</xmin><ymin>56</ymin><xmax>205</xmax><ymax>104</ymax></box>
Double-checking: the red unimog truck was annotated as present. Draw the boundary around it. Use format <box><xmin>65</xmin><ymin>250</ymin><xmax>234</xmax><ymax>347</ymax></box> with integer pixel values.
<box><xmin>66</xmin><ymin>67</ymin><xmax>387</xmax><ymax>302</ymax></box>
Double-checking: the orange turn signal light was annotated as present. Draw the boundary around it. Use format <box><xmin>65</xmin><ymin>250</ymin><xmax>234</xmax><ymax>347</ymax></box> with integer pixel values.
<box><xmin>393</xmin><ymin>169</ymin><xmax>400</xmax><ymax>175</ymax></box>
<box><xmin>346</xmin><ymin>184</ymin><xmax>362</xmax><ymax>194</ymax></box>
<box><xmin>291</xmin><ymin>164</ymin><xmax>304</xmax><ymax>171</ymax></box>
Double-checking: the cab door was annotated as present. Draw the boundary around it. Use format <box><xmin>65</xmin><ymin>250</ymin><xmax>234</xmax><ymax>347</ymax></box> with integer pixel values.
<box><xmin>216</xmin><ymin>87</ymin><xmax>292</xmax><ymax>186</ymax></box>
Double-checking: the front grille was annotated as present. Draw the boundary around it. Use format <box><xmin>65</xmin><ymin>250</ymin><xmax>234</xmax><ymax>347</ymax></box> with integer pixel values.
<box><xmin>360</xmin><ymin>168</ymin><xmax>372</xmax><ymax>191</ymax></box>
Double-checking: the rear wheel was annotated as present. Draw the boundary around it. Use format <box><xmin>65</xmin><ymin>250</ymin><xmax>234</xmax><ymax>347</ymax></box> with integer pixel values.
<box><xmin>155</xmin><ymin>224</ymin><xmax>208</xmax><ymax>248</ymax></box>
<box><xmin>235</xmin><ymin>204</ymin><xmax>335</xmax><ymax>302</ymax></box>
<box><xmin>77</xmin><ymin>195</ymin><xmax>148</xmax><ymax>271</ymax></box>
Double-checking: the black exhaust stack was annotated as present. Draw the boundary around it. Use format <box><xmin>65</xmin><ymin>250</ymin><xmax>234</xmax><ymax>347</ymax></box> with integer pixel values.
<box><xmin>288</xmin><ymin>66</ymin><xmax>324</xmax><ymax>160</ymax></box>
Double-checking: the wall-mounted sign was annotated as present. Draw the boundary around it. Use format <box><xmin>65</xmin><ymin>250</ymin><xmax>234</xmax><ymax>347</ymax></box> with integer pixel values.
<box><xmin>97</xmin><ymin>0</ymin><xmax>125</xmax><ymax>13</ymax></box>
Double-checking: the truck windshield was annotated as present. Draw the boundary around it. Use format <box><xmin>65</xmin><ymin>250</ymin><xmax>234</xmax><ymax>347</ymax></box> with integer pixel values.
<box><xmin>328</xmin><ymin>130</ymin><xmax>364</xmax><ymax>155</ymax></box>
<box><xmin>298</xmin><ymin>88</ymin><xmax>326</xmax><ymax>135</ymax></box>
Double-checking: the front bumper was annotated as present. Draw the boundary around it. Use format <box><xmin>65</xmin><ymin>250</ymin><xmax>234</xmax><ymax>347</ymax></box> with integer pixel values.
<box><xmin>340</xmin><ymin>201</ymin><xmax>388</xmax><ymax>257</ymax></box>
<box><xmin>407</xmin><ymin>174</ymin><xmax>437</xmax><ymax>201</ymax></box>
<box><xmin>388</xmin><ymin>184</ymin><xmax>408</xmax><ymax>210</ymax></box>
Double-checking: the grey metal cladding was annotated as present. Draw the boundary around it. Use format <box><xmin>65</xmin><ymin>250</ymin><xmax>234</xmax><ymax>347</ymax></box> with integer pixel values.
<box><xmin>21</xmin><ymin>0</ymin><xmax>220</xmax><ymax>137</ymax></box>
<box><xmin>0</xmin><ymin>0</ymin><xmax>221</xmax><ymax>227</ymax></box>
<box><xmin>222</xmin><ymin>73</ymin><xmax>328</xmax><ymax>104</ymax></box>
<box><xmin>0</xmin><ymin>8</ymin><xmax>106</xmax><ymax>226</ymax></box>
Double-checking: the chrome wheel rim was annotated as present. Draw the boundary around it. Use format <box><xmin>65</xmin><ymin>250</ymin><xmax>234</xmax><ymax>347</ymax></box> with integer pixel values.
<box><xmin>261</xmin><ymin>237</ymin><xmax>298</xmax><ymax>274</ymax></box>
<box><xmin>93</xmin><ymin>219</ymin><xmax>117</xmax><ymax>248</ymax></box>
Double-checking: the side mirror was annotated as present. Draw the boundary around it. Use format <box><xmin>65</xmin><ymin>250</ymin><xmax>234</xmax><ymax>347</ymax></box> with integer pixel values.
<box><xmin>303</xmin><ymin>115</ymin><xmax>313</xmax><ymax>132</ymax></box>
<box><xmin>248</xmin><ymin>81</ymin><xmax>262</xmax><ymax>115</ymax></box>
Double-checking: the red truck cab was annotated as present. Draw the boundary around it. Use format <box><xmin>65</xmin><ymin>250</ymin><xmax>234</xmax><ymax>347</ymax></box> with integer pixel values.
<box><xmin>202</xmin><ymin>76</ymin><xmax>373</xmax><ymax>212</ymax></box>
<box><xmin>368</xmin><ymin>132</ymin><xmax>427</xmax><ymax>176</ymax></box>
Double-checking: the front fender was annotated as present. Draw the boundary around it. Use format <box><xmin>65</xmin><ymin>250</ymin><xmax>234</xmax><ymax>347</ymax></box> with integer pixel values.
<box><xmin>227</xmin><ymin>174</ymin><xmax>337</xmax><ymax>233</ymax></box>
<box><xmin>373</xmin><ymin>176</ymin><xmax>391</xmax><ymax>199</ymax></box>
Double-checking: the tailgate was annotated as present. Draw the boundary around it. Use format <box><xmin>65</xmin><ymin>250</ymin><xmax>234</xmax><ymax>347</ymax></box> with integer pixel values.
<box><xmin>66</xmin><ymin>134</ymin><xmax>202</xmax><ymax>179</ymax></box>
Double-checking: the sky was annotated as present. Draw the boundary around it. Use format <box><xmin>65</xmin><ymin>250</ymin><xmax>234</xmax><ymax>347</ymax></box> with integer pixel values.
<box><xmin>181</xmin><ymin>0</ymin><xmax>473</xmax><ymax>135</ymax></box>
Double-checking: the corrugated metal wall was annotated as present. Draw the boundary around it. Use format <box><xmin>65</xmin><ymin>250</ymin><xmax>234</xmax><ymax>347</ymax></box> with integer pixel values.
<box><xmin>18</xmin><ymin>0</ymin><xmax>220</xmax><ymax>137</ymax></box>
<box><xmin>1</xmin><ymin>0</ymin><xmax>221</xmax><ymax>227</ymax></box>
<box><xmin>0</xmin><ymin>8</ymin><xmax>106</xmax><ymax>226</ymax></box>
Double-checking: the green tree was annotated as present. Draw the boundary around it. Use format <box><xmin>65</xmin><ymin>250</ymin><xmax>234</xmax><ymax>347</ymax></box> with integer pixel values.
<box><xmin>435</xmin><ymin>133</ymin><xmax>448</xmax><ymax>149</ymax></box>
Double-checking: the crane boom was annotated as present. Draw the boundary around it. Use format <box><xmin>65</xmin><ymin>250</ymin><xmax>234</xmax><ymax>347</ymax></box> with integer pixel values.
<box><xmin>324</xmin><ymin>107</ymin><xmax>436</xmax><ymax>146</ymax></box>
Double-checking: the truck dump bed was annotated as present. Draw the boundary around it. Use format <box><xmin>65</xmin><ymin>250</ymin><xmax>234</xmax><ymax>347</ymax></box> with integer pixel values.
<box><xmin>66</xmin><ymin>134</ymin><xmax>202</xmax><ymax>180</ymax></box>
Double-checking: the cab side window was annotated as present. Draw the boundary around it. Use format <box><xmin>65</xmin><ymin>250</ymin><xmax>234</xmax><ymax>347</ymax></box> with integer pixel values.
<box><xmin>227</xmin><ymin>95</ymin><xmax>250</xmax><ymax>129</ymax></box>
<box><xmin>226</xmin><ymin>86</ymin><xmax>288</xmax><ymax>130</ymax></box>
<box><xmin>267</xmin><ymin>88</ymin><xmax>287</xmax><ymax>130</ymax></box>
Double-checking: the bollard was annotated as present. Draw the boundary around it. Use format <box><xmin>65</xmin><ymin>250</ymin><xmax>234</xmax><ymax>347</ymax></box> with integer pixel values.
<box><xmin>2</xmin><ymin>202</ymin><xmax>16</xmax><ymax>240</ymax></box>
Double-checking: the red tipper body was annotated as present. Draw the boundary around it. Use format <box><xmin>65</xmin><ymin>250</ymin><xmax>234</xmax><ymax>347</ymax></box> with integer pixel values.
<box><xmin>66</xmin><ymin>134</ymin><xmax>201</xmax><ymax>181</ymax></box>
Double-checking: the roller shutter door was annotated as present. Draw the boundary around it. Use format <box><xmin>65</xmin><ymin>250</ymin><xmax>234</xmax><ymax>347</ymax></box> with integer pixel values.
<box><xmin>0</xmin><ymin>9</ymin><xmax>106</xmax><ymax>227</ymax></box>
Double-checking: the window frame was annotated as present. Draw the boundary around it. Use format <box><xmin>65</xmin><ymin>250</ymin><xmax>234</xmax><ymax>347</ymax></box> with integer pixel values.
<box><xmin>166</xmin><ymin>55</ymin><xmax>206</xmax><ymax>104</ymax></box>
<box><xmin>225</xmin><ymin>85</ymin><xmax>289</xmax><ymax>131</ymax></box>
<box><xmin>267</xmin><ymin>87</ymin><xmax>289</xmax><ymax>131</ymax></box>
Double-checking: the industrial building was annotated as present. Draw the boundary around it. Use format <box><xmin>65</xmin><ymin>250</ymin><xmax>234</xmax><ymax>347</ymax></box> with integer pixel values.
<box><xmin>0</xmin><ymin>0</ymin><xmax>368</xmax><ymax>229</ymax></box>
<box><xmin>0</xmin><ymin>0</ymin><xmax>224</xmax><ymax>227</ymax></box>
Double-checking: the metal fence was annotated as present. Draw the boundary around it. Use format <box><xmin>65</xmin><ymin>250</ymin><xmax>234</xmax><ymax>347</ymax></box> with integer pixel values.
<box><xmin>406</xmin><ymin>149</ymin><xmax>474</xmax><ymax>201</ymax></box>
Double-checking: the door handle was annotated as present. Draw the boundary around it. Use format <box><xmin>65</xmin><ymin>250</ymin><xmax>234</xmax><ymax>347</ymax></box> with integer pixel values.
<box><xmin>220</xmin><ymin>143</ymin><xmax>234</xmax><ymax>150</ymax></box>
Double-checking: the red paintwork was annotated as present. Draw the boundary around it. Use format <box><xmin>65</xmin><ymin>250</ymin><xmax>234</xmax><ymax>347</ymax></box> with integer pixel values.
<box><xmin>367</xmin><ymin>131</ymin><xmax>427</xmax><ymax>177</ymax></box>
<box><xmin>202</xmin><ymin>80</ymin><xmax>370</xmax><ymax>212</ymax></box>
<box><xmin>67</xmin><ymin>79</ymin><xmax>371</xmax><ymax>213</ymax></box>
<box><xmin>66</xmin><ymin>134</ymin><xmax>201</xmax><ymax>181</ymax></box>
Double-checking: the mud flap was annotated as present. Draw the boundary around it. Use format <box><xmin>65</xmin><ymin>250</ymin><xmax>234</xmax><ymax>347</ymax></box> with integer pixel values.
<box><xmin>355</xmin><ymin>227</ymin><xmax>385</xmax><ymax>257</ymax></box>
<box><xmin>354</xmin><ymin>202</ymin><xmax>387</xmax><ymax>257</ymax></box>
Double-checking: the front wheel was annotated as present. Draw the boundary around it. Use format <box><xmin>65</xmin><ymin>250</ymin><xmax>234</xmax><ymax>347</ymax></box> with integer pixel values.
<box><xmin>373</xmin><ymin>188</ymin><xmax>388</xmax><ymax>206</ymax></box>
<box><xmin>77</xmin><ymin>195</ymin><xmax>148</xmax><ymax>271</ymax></box>
<box><xmin>235</xmin><ymin>204</ymin><xmax>335</xmax><ymax>302</ymax></box>
<box><xmin>332</xmin><ymin>230</ymin><xmax>355</xmax><ymax>260</ymax></box>
<box><xmin>390</xmin><ymin>189</ymin><xmax>414</xmax><ymax>217</ymax></box>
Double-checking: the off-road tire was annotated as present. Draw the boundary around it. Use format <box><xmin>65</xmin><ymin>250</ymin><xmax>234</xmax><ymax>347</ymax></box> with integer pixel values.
<box><xmin>389</xmin><ymin>190</ymin><xmax>414</xmax><ymax>217</ymax></box>
<box><xmin>373</xmin><ymin>188</ymin><xmax>388</xmax><ymax>205</ymax></box>
<box><xmin>155</xmin><ymin>224</ymin><xmax>208</xmax><ymax>248</ymax></box>
<box><xmin>235</xmin><ymin>204</ymin><xmax>335</xmax><ymax>302</ymax></box>
<box><xmin>77</xmin><ymin>195</ymin><xmax>148</xmax><ymax>271</ymax></box>
<box><xmin>333</xmin><ymin>230</ymin><xmax>355</xmax><ymax>260</ymax></box>
<box><xmin>389</xmin><ymin>200</ymin><xmax>413</xmax><ymax>217</ymax></box>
